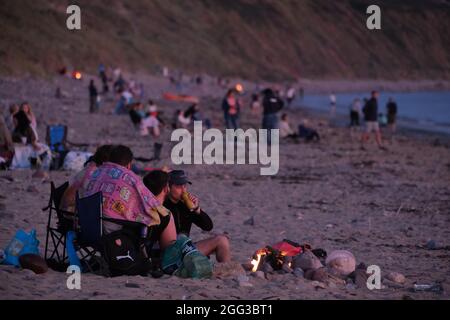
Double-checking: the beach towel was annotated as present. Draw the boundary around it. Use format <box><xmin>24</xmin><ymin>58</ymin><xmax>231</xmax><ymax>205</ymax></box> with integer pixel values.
<box><xmin>82</xmin><ymin>162</ymin><xmax>168</xmax><ymax>227</ymax></box>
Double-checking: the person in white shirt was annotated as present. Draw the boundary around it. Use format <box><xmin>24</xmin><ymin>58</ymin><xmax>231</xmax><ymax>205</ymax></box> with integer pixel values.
<box><xmin>280</xmin><ymin>113</ymin><xmax>298</xmax><ymax>140</ymax></box>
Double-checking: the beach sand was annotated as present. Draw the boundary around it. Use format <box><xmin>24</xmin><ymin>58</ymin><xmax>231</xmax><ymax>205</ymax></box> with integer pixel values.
<box><xmin>0</xmin><ymin>75</ymin><xmax>449</xmax><ymax>300</ymax></box>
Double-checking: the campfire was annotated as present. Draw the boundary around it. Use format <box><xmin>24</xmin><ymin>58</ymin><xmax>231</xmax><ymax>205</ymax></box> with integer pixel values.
<box><xmin>250</xmin><ymin>246</ymin><xmax>292</xmax><ymax>272</ymax></box>
<box><xmin>72</xmin><ymin>71</ymin><xmax>82</xmax><ymax>80</ymax></box>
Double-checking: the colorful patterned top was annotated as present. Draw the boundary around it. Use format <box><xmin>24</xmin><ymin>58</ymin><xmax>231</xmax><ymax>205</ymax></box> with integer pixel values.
<box><xmin>69</xmin><ymin>162</ymin><xmax>97</xmax><ymax>197</ymax></box>
<box><xmin>81</xmin><ymin>162</ymin><xmax>168</xmax><ymax>226</ymax></box>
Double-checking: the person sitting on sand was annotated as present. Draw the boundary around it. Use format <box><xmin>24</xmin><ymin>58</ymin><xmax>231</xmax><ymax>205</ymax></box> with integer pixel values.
<box><xmin>184</xmin><ymin>103</ymin><xmax>211</xmax><ymax>129</ymax></box>
<box><xmin>140</xmin><ymin>105</ymin><xmax>161</xmax><ymax>137</ymax></box>
<box><xmin>145</xmin><ymin>169</ymin><xmax>231</xmax><ymax>263</ymax></box>
<box><xmin>60</xmin><ymin>144</ymin><xmax>114</xmax><ymax>212</ymax></box>
<box><xmin>298</xmin><ymin>119</ymin><xmax>320</xmax><ymax>142</ymax></box>
<box><xmin>12</xmin><ymin>110</ymin><xmax>39</xmax><ymax>149</ymax></box>
<box><xmin>280</xmin><ymin>114</ymin><xmax>299</xmax><ymax>140</ymax></box>
<box><xmin>20</xmin><ymin>102</ymin><xmax>37</xmax><ymax>134</ymax></box>
<box><xmin>0</xmin><ymin>114</ymin><xmax>14</xmax><ymax>166</ymax></box>
<box><xmin>176</xmin><ymin>109</ymin><xmax>191</xmax><ymax>129</ymax></box>
<box><xmin>80</xmin><ymin>145</ymin><xmax>177</xmax><ymax>249</ymax></box>
<box><xmin>5</xmin><ymin>104</ymin><xmax>19</xmax><ymax>133</ymax></box>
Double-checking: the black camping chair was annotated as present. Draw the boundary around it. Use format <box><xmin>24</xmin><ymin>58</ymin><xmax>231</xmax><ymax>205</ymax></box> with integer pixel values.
<box><xmin>74</xmin><ymin>191</ymin><xmax>156</xmax><ymax>275</ymax></box>
<box><xmin>42</xmin><ymin>181</ymin><xmax>75</xmax><ymax>271</ymax></box>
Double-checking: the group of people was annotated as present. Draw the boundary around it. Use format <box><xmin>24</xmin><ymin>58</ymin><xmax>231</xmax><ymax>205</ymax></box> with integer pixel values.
<box><xmin>0</xmin><ymin>102</ymin><xmax>51</xmax><ymax>169</ymax></box>
<box><xmin>348</xmin><ymin>91</ymin><xmax>398</xmax><ymax>149</ymax></box>
<box><xmin>221</xmin><ymin>86</ymin><xmax>319</xmax><ymax>144</ymax></box>
<box><xmin>59</xmin><ymin>144</ymin><xmax>231</xmax><ymax>275</ymax></box>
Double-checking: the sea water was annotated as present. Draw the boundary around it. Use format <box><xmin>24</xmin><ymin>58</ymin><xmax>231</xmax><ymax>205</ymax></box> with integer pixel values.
<box><xmin>294</xmin><ymin>91</ymin><xmax>450</xmax><ymax>135</ymax></box>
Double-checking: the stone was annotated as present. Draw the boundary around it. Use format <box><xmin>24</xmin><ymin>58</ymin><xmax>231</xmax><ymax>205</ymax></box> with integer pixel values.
<box><xmin>353</xmin><ymin>269</ymin><xmax>369</xmax><ymax>288</ymax></box>
<box><xmin>232</xmin><ymin>181</ymin><xmax>244</xmax><ymax>187</ymax></box>
<box><xmin>243</xmin><ymin>216</ymin><xmax>254</xmax><ymax>226</ymax></box>
<box><xmin>281</xmin><ymin>264</ymin><xmax>293</xmax><ymax>274</ymax></box>
<box><xmin>385</xmin><ymin>272</ymin><xmax>406</xmax><ymax>284</ymax></box>
<box><xmin>325</xmin><ymin>250</ymin><xmax>356</xmax><ymax>277</ymax></box>
<box><xmin>125</xmin><ymin>282</ymin><xmax>140</xmax><ymax>288</ymax></box>
<box><xmin>293</xmin><ymin>268</ymin><xmax>304</xmax><ymax>278</ymax></box>
<box><xmin>252</xmin><ymin>271</ymin><xmax>266</xmax><ymax>279</ymax></box>
<box><xmin>242</xmin><ymin>263</ymin><xmax>254</xmax><ymax>272</ymax></box>
<box><xmin>311</xmin><ymin>281</ymin><xmax>326</xmax><ymax>289</ymax></box>
<box><xmin>312</xmin><ymin>267</ymin><xmax>328</xmax><ymax>282</ymax></box>
<box><xmin>262</xmin><ymin>262</ymin><xmax>274</xmax><ymax>274</ymax></box>
<box><xmin>19</xmin><ymin>254</ymin><xmax>48</xmax><ymax>274</ymax></box>
<box><xmin>292</xmin><ymin>250</ymin><xmax>323</xmax><ymax>271</ymax></box>
<box><xmin>426</xmin><ymin>240</ymin><xmax>437</xmax><ymax>250</ymax></box>
<box><xmin>26</xmin><ymin>185</ymin><xmax>39</xmax><ymax>193</ymax></box>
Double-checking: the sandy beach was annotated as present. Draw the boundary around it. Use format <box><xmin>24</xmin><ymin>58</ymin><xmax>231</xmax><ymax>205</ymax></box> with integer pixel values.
<box><xmin>1</xmin><ymin>75</ymin><xmax>449</xmax><ymax>300</ymax></box>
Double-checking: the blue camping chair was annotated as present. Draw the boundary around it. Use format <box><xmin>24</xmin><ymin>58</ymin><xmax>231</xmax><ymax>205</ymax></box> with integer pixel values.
<box><xmin>45</xmin><ymin>125</ymin><xmax>89</xmax><ymax>169</ymax></box>
<box><xmin>73</xmin><ymin>192</ymin><xmax>154</xmax><ymax>275</ymax></box>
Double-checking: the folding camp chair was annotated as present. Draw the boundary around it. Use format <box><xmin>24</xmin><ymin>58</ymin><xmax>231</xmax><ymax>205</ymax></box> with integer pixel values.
<box><xmin>42</xmin><ymin>181</ymin><xmax>74</xmax><ymax>271</ymax></box>
<box><xmin>74</xmin><ymin>191</ymin><xmax>155</xmax><ymax>275</ymax></box>
<box><xmin>45</xmin><ymin>124</ymin><xmax>89</xmax><ymax>169</ymax></box>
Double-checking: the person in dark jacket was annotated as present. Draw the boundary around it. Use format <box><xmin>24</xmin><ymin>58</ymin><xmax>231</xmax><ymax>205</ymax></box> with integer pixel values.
<box><xmin>89</xmin><ymin>79</ymin><xmax>99</xmax><ymax>113</ymax></box>
<box><xmin>144</xmin><ymin>170</ymin><xmax>231</xmax><ymax>262</ymax></box>
<box><xmin>386</xmin><ymin>97</ymin><xmax>398</xmax><ymax>134</ymax></box>
<box><xmin>361</xmin><ymin>91</ymin><xmax>385</xmax><ymax>150</ymax></box>
<box><xmin>262</xmin><ymin>88</ymin><xmax>284</xmax><ymax>145</ymax></box>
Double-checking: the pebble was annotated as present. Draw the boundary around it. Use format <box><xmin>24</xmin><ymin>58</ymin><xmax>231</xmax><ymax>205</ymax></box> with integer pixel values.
<box><xmin>385</xmin><ymin>272</ymin><xmax>406</xmax><ymax>284</ymax></box>
<box><xmin>232</xmin><ymin>181</ymin><xmax>244</xmax><ymax>187</ymax></box>
<box><xmin>262</xmin><ymin>262</ymin><xmax>274</xmax><ymax>274</ymax></box>
<box><xmin>243</xmin><ymin>216</ymin><xmax>254</xmax><ymax>226</ymax></box>
<box><xmin>293</xmin><ymin>268</ymin><xmax>304</xmax><ymax>278</ymax></box>
<box><xmin>251</xmin><ymin>271</ymin><xmax>266</xmax><ymax>279</ymax></box>
<box><xmin>426</xmin><ymin>240</ymin><xmax>437</xmax><ymax>250</ymax></box>
<box><xmin>26</xmin><ymin>185</ymin><xmax>39</xmax><ymax>193</ymax></box>
<box><xmin>311</xmin><ymin>281</ymin><xmax>326</xmax><ymax>289</ymax></box>
<box><xmin>125</xmin><ymin>282</ymin><xmax>140</xmax><ymax>288</ymax></box>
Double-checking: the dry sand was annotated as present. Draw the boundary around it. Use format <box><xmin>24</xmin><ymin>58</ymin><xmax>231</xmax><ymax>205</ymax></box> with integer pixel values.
<box><xmin>0</xmin><ymin>75</ymin><xmax>449</xmax><ymax>300</ymax></box>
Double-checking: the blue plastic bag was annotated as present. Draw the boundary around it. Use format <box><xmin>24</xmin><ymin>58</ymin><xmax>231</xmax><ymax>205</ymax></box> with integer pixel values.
<box><xmin>3</xmin><ymin>229</ymin><xmax>40</xmax><ymax>266</ymax></box>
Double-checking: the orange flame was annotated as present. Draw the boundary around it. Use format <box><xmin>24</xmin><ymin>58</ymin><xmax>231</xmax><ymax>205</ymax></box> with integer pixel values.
<box><xmin>250</xmin><ymin>248</ymin><xmax>268</xmax><ymax>272</ymax></box>
<box><xmin>74</xmin><ymin>71</ymin><xmax>82</xmax><ymax>80</ymax></box>
<box><xmin>235</xmin><ymin>83</ymin><xmax>243</xmax><ymax>92</ymax></box>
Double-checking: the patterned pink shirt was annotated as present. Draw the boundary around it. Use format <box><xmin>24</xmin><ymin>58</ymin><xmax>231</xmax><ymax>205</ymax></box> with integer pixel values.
<box><xmin>81</xmin><ymin>162</ymin><xmax>168</xmax><ymax>226</ymax></box>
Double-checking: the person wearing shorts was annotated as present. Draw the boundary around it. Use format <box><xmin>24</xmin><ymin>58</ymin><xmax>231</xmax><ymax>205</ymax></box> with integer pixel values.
<box><xmin>361</xmin><ymin>91</ymin><xmax>386</xmax><ymax>150</ymax></box>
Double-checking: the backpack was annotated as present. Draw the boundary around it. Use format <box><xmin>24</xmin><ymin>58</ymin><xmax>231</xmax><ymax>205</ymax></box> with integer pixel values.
<box><xmin>100</xmin><ymin>228</ymin><xmax>151</xmax><ymax>277</ymax></box>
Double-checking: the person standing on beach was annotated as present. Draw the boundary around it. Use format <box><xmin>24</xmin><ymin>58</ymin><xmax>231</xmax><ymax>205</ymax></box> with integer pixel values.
<box><xmin>386</xmin><ymin>97</ymin><xmax>398</xmax><ymax>134</ymax></box>
<box><xmin>329</xmin><ymin>93</ymin><xmax>337</xmax><ymax>117</ymax></box>
<box><xmin>89</xmin><ymin>79</ymin><xmax>99</xmax><ymax>113</ymax></box>
<box><xmin>262</xmin><ymin>88</ymin><xmax>284</xmax><ymax>145</ymax></box>
<box><xmin>222</xmin><ymin>89</ymin><xmax>240</xmax><ymax>130</ymax></box>
<box><xmin>361</xmin><ymin>91</ymin><xmax>386</xmax><ymax>150</ymax></box>
<box><xmin>286</xmin><ymin>86</ymin><xmax>296</xmax><ymax>107</ymax></box>
<box><xmin>349</xmin><ymin>98</ymin><xmax>361</xmax><ymax>137</ymax></box>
